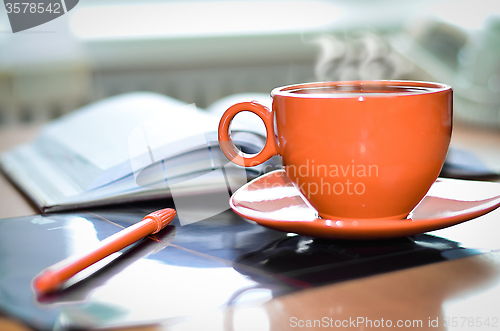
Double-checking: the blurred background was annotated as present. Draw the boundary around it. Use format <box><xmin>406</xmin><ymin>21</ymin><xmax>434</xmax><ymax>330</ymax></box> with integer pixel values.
<box><xmin>0</xmin><ymin>0</ymin><xmax>499</xmax><ymax>128</ymax></box>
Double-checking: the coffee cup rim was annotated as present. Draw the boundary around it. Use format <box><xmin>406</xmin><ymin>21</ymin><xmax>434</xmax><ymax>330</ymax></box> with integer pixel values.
<box><xmin>270</xmin><ymin>80</ymin><xmax>452</xmax><ymax>99</ymax></box>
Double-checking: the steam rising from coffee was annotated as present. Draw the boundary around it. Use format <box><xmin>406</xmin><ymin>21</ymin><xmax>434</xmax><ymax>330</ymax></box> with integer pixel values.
<box><xmin>307</xmin><ymin>32</ymin><xmax>411</xmax><ymax>81</ymax></box>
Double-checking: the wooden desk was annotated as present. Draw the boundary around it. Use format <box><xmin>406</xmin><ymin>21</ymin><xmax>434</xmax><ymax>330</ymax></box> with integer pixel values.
<box><xmin>0</xmin><ymin>122</ymin><xmax>499</xmax><ymax>331</ymax></box>
<box><xmin>0</xmin><ymin>125</ymin><xmax>40</xmax><ymax>219</ymax></box>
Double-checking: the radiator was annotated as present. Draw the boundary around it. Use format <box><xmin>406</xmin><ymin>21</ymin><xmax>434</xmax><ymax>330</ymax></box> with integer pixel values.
<box><xmin>0</xmin><ymin>32</ymin><xmax>415</xmax><ymax>127</ymax></box>
<box><xmin>0</xmin><ymin>63</ymin><xmax>318</xmax><ymax>126</ymax></box>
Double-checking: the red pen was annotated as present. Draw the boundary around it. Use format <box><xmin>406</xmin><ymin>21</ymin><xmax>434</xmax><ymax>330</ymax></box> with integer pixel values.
<box><xmin>33</xmin><ymin>208</ymin><xmax>176</xmax><ymax>294</ymax></box>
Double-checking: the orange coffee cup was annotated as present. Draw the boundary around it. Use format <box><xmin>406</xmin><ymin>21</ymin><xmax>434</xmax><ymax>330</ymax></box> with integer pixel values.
<box><xmin>219</xmin><ymin>81</ymin><xmax>452</xmax><ymax>220</ymax></box>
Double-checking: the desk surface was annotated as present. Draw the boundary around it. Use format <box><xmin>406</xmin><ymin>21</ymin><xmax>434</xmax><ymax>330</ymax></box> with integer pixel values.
<box><xmin>1</xmin><ymin>122</ymin><xmax>500</xmax><ymax>331</ymax></box>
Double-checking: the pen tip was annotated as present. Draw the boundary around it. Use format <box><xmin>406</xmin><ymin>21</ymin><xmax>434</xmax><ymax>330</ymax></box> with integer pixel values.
<box><xmin>33</xmin><ymin>270</ymin><xmax>59</xmax><ymax>294</ymax></box>
<box><xmin>144</xmin><ymin>208</ymin><xmax>176</xmax><ymax>234</ymax></box>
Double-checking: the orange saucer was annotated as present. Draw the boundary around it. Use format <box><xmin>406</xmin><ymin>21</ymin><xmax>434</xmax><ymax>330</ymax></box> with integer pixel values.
<box><xmin>230</xmin><ymin>170</ymin><xmax>500</xmax><ymax>240</ymax></box>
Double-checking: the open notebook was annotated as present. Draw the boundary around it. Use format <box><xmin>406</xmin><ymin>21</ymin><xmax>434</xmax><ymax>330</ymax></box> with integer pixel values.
<box><xmin>0</xmin><ymin>92</ymin><xmax>280</xmax><ymax>212</ymax></box>
<box><xmin>2</xmin><ymin>91</ymin><xmax>497</xmax><ymax>214</ymax></box>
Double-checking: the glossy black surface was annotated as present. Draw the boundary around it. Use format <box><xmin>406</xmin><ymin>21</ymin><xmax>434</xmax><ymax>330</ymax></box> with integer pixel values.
<box><xmin>0</xmin><ymin>198</ymin><xmax>496</xmax><ymax>330</ymax></box>
<box><xmin>440</xmin><ymin>147</ymin><xmax>500</xmax><ymax>180</ymax></box>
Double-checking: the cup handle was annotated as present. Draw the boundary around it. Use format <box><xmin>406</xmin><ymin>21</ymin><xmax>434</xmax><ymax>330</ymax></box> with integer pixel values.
<box><xmin>218</xmin><ymin>101</ymin><xmax>278</xmax><ymax>167</ymax></box>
